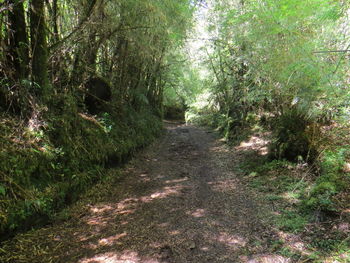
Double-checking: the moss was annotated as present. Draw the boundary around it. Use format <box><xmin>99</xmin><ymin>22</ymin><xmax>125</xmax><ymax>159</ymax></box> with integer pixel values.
<box><xmin>276</xmin><ymin>210</ymin><xmax>309</xmax><ymax>233</ymax></box>
<box><xmin>0</xmin><ymin>99</ymin><xmax>162</xmax><ymax>239</ymax></box>
<box><xmin>303</xmin><ymin>148</ymin><xmax>350</xmax><ymax>212</ymax></box>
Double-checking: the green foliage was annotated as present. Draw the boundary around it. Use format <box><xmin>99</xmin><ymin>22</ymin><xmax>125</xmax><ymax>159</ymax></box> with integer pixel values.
<box><xmin>276</xmin><ymin>210</ymin><xmax>308</xmax><ymax>233</ymax></box>
<box><xmin>269</xmin><ymin>109</ymin><xmax>316</xmax><ymax>161</ymax></box>
<box><xmin>306</xmin><ymin>182</ymin><xmax>337</xmax><ymax>211</ymax></box>
<box><xmin>304</xmin><ymin>148</ymin><xmax>350</xmax><ymax>211</ymax></box>
<box><xmin>163</xmin><ymin>53</ymin><xmax>203</xmax><ymax>118</ymax></box>
<box><xmin>255</xmin><ymin>159</ymin><xmax>293</xmax><ymax>173</ymax></box>
<box><xmin>97</xmin><ymin>112</ymin><xmax>113</xmax><ymax>133</ymax></box>
<box><xmin>239</xmin><ymin>151</ymin><xmax>349</xmax><ymax>260</ymax></box>
<box><xmin>0</xmin><ymin>185</ymin><xmax>5</xmax><ymax>196</ymax></box>
<box><xmin>0</xmin><ymin>104</ymin><xmax>162</xmax><ymax>236</ymax></box>
<box><xmin>321</xmin><ymin>148</ymin><xmax>349</xmax><ymax>176</ymax></box>
<box><xmin>189</xmin><ymin>1</ymin><xmax>349</xmax><ymax>221</ymax></box>
<box><xmin>0</xmin><ymin>0</ymin><xmax>195</xmax><ymax>238</ymax></box>
<box><xmin>199</xmin><ymin>0</ymin><xmax>348</xmax><ymax>159</ymax></box>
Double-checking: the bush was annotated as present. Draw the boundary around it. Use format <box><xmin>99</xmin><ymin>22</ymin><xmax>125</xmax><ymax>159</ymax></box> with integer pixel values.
<box><xmin>163</xmin><ymin>105</ymin><xmax>186</xmax><ymax>120</ymax></box>
<box><xmin>269</xmin><ymin>108</ymin><xmax>318</xmax><ymax>162</ymax></box>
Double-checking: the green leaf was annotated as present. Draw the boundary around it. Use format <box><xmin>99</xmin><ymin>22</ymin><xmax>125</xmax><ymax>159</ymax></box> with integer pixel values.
<box><xmin>0</xmin><ymin>185</ymin><xmax>6</xmax><ymax>196</ymax></box>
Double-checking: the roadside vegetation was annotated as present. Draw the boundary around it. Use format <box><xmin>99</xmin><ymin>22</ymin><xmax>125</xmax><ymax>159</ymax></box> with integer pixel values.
<box><xmin>184</xmin><ymin>0</ymin><xmax>350</xmax><ymax>261</ymax></box>
<box><xmin>1</xmin><ymin>0</ymin><xmax>350</xmax><ymax>261</ymax></box>
<box><xmin>0</xmin><ymin>0</ymin><xmax>195</xmax><ymax>239</ymax></box>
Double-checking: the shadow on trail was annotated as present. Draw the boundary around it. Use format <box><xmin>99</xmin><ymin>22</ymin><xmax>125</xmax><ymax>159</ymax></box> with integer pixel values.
<box><xmin>51</xmin><ymin>124</ymin><xmax>287</xmax><ymax>263</ymax></box>
<box><xmin>3</xmin><ymin>123</ymin><xmax>295</xmax><ymax>263</ymax></box>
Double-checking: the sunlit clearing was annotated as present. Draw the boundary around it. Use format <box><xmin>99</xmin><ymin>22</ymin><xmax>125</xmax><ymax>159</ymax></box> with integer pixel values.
<box><xmin>84</xmin><ymin>184</ymin><xmax>184</xmax><ymax>227</ymax></box>
<box><xmin>85</xmin><ymin>184</ymin><xmax>184</xmax><ymax>225</ymax></box>
<box><xmin>139</xmin><ymin>173</ymin><xmax>151</xmax><ymax>182</ymax></box>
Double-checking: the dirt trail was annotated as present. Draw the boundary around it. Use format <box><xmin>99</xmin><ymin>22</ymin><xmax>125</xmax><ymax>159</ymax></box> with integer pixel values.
<box><xmin>3</xmin><ymin>122</ymin><xmax>289</xmax><ymax>263</ymax></box>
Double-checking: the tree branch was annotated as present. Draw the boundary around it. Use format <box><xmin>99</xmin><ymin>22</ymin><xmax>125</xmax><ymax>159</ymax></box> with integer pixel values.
<box><xmin>49</xmin><ymin>0</ymin><xmax>97</xmax><ymax>51</ymax></box>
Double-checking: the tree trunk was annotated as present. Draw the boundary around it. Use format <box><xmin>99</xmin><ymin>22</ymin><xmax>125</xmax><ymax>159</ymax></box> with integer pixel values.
<box><xmin>30</xmin><ymin>0</ymin><xmax>49</xmax><ymax>94</ymax></box>
<box><xmin>7</xmin><ymin>0</ymin><xmax>29</xmax><ymax>80</ymax></box>
<box><xmin>85</xmin><ymin>31</ymin><xmax>99</xmax><ymax>73</ymax></box>
<box><xmin>45</xmin><ymin>0</ymin><xmax>59</xmax><ymax>43</ymax></box>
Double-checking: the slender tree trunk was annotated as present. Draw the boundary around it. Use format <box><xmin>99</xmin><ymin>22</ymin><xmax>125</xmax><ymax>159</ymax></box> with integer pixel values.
<box><xmin>85</xmin><ymin>31</ymin><xmax>99</xmax><ymax>73</ymax></box>
<box><xmin>69</xmin><ymin>0</ymin><xmax>99</xmax><ymax>85</ymax></box>
<box><xmin>45</xmin><ymin>0</ymin><xmax>59</xmax><ymax>43</ymax></box>
<box><xmin>30</xmin><ymin>0</ymin><xmax>49</xmax><ymax>94</ymax></box>
<box><xmin>52</xmin><ymin>0</ymin><xmax>59</xmax><ymax>43</ymax></box>
<box><xmin>7</xmin><ymin>0</ymin><xmax>29</xmax><ymax>80</ymax></box>
<box><xmin>45</xmin><ymin>0</ymin><xmax>63</xmax><ymax>85</ymax></box>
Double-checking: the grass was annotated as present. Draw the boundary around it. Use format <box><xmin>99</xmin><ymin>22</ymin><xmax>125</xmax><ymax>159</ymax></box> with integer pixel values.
<box><xmin>276</xmin><ymin>210</ymin><xmax>309</xmax><ymax>233</ymax></box>
<box><xmin>236</xmin><ymin>133</ymin><xmax>350</xmax><ymax>262</ymax></box>
<box><xmin>184</xmin><ymin>108</ymin><xmax>350</xmax><ymax>261</ymax></box>
<box><xmin>0</xmin><ymin>106</ymin><xmax>163</xmax><ymax>240</ymax></box>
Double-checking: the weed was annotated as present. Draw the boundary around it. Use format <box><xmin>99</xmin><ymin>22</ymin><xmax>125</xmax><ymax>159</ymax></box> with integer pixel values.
<box><xmin>276</xmin><ymin>210</ymin><xmax>309</xmax><ymax>233</ymax></box>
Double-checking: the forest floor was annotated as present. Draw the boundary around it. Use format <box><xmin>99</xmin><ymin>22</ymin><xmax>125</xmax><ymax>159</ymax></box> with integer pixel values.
<box><xmin>1</xmin><ymin>122</ymin><xmax>348</xmax><ymax>263</ymax></box>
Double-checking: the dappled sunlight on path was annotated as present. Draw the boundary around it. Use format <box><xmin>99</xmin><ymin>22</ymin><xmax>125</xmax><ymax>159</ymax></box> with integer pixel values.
<box><xmin>2</xmin><ymin>123</ymin><xmax>292</xmax><ymax>263</ymax></box>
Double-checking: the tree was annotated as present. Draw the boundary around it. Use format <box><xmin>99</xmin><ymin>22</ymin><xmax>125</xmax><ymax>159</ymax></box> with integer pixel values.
<box><xmin>201</xmin><ymin>0</ymin><xmax>343</xmax><ymax>159</ymax></box>
<box><xmin>30</xmin><ymin>0</ymin><xmax>49</xmax><ymax>95</ymax></box>
<box><xmin>7</xmin><ymin>0</ymin><xmax>29</xmax><ymax>80</ymax></box>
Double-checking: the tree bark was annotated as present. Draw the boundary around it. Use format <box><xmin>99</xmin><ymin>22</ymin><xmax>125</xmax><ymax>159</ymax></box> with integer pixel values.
<box><xmin>7</xmin><ymin>0</ymin><xmax>29</xmax><ymax>80</ymax></box>
<box><xmin>45</xmin><ymin>0</ymin><xmax>59</xmax><ymax>43</ymax></box>
<box><xmin>30</xmin><ymin>0</ymin><xmax>49</xmax><ymax>93</ymax></box>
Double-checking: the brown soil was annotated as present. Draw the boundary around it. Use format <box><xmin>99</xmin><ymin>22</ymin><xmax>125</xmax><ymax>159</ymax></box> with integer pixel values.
<box><xmin>1</xmin><ymin>122</ymin><xmax>290</xmax><ymax>263</ymax></box>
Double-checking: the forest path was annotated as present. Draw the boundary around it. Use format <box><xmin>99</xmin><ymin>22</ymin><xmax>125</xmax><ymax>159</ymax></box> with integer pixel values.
<box><xmin>3</xmin><ymin>122</ymin><xmax>288</xmax><ymax>263</ymax></box>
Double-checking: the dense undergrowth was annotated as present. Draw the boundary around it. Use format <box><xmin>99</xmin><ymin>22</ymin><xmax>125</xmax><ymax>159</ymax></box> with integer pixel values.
<box><xmin>0</xmin><ymin>0</ymin><xmax>195</xmax><ymax>240</ymax></box>
<box><xmin>186</xmin><ymin>105</ymin><xmax>350</xmax><ymax>261</ymax></box>
<box><xmin>239</xmin><ymin>141</ymin><xmax>350</xmax><ymax>262</ymax></box>
<box><xmin>187</xmin><ymin>104</ymin><xmax>350</xmax><ymax>212</ymax></box>
<box><xmin>2</xmin><ymin>1</ymin><xmax>350</xmax><ymax>259</ymax></box>
<box><xmin>0</xmin><ymin>99</ymin><xmax>162</xmax><ymax>239</ymax></box>
<box><xmin>183</xmin><ymin>0</ymin><xmax>350</xmax><ymax>222</ymax></box>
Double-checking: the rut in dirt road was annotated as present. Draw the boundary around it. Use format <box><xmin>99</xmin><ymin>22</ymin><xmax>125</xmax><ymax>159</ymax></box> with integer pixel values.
<box><xmin>3</xmin><ymin>123</ymin><xmax>288</xmax><ymax>263</ymax></box>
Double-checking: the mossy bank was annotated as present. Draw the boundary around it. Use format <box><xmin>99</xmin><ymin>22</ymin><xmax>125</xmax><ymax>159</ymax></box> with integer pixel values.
<box><xmin>0</xmin><ymin>99</ymin><xmax>162</xmax><ymax>240</ymax></box>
